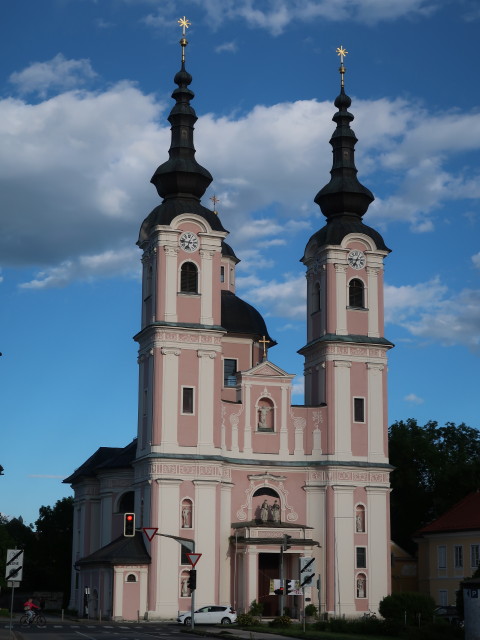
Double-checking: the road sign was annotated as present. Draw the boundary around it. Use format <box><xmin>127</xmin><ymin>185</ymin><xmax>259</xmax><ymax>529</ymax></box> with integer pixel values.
<box><xmin>299</xmin><ymin>557</ymin><xmax>315</xmax><ymax>587</ymax></box>
<box><xmin>5</xmin><ymin>549</ymin><xmax>24</xmax><ymax>582</ymax></box>
<box><xmin>186</xmin><ymin>553</ymin><xmax>202</xmax><ymax>567</ymax></box>
<box><xmin>143</xmin><ymin>527</ymin><xmax>158</xmax><ymax>541</ymax></box>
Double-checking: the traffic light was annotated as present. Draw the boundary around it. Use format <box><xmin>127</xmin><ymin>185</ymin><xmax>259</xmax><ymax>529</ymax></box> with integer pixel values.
<box><xmin>285</xmin><ymin>579</ymin><xmax>295</xmax><ymax>596</ymax></box>
<box><xmin>282</xmin><ymin>534</ymin><xmax>292</xmax><ymax>551</ymax></box>
<box><xmin>187</xmin><ymin>569</ymin><xmax>197</xmax><ymax>591</ymax></box>
<box><xmin>274</xmin><ymin>587</ymin><xmax>284</xmax><ymax>595</ymax></box>
<box><xmin>123</xmin><ymin>512</ymin><xmax>135</xmax><ymax>537</ymax></box>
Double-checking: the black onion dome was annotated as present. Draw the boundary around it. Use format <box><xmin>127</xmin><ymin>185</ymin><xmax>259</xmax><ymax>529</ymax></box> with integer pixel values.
<box><xmin>221</xmin><ymin>290</ymin><xmax>276</xmax><ymax>346</ymax></box>
<box><xmin>150</xmin><ymin>60</ymin><xmax>212</xmax><ymax>200</ymax></box>
<box><xmin>221</xmin><ymin>241</ymin><xmax>240</xmax><ymax>263</ymax></box>
<box><xmin>314</xmin><ymin>87</ymin><xmax>374</xmax><ymax>219</ymax></box>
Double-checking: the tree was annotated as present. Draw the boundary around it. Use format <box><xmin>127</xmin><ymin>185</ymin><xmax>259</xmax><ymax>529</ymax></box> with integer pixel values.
<box><xmin>389</xmin><ymin>419</ymin><xmax>480</xmax><ymax>552</ymax></box>
<box><xmin>34</xmin><ymin>497</ymin><xmax>73</xmax><ymax>604</ymax></box>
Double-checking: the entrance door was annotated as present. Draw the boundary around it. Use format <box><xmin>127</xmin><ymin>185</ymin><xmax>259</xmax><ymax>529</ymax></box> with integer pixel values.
<box><xmin>258</xmin><ymin>553</ymin><xmax>280</xmax><ymax>617</ymax></box>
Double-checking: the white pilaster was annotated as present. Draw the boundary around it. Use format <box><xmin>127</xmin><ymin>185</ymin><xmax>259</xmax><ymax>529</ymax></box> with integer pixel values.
<box><xmin>194</xmin><ymin>480</ymin><xmax>219</xmax><ymax>605</ymax></box>
<box><xmin>335</xmin><ymin>263</ymin><xmax>348</xmax><ymax>335</ymax></box>
<box><xmin>367</xmin><ymin>363</ymin><xmax>386</xmax><ymax>463</ymax></box>
<box><xmin>333</xmin><ymin>485</ymin><xmax>355</xmax><ymax>616</ymax></box>
<box><xmin>243</xmin><ymin>384</ymin><xmax>252</xmax><ymax>455</ymax></box>
<box><xmin>333</xmin><ymin>360</ymin><xmax>352</xmax><ymax>459</ymax></box>
<box><xmin>367</xmin><ymin>267</ymin><xmax>380</xmax><ymax>338</ymax></box>
<box><xmin>279</xmin><ymin>385</ymin><xmax>289</xmax><ymax>456</ymax></box>
<box><xmin>160</xmin><ymin>347</ymin><xmax>180</xmax><ymax>451</ymax></box>
<box><xmin>200</xmin><ymin>250</ymin><xmax>214</xmax><ymax>325</ymax></box>
<box><xmin>197</xmin><ymin>350</ymin><xmax>217</xmax><ymax>454</ymax></box>
<box><xmin>163</xmin><ymin>246</ymin><xmax>178</xmax><ymax>322</ymax></box>
<box><xmin>153</xmin><ymin>479</ymin><xmax>183</xmax><ymax>617</ymax></box>
<box><xmin>366</xmin><ymin>486</ymin><xmax>390</xmax><ymax>610</ymax></box>
<box><xmin>219</xmin><ymin>483</ymin><xmax>234</xmax><ymax>605</ymax></box>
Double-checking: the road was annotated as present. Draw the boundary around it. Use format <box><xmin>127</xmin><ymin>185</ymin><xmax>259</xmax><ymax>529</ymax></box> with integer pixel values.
<box><xmin>1</xmin><ymin>620</ymin><xmax>186</xmax><ymax>640</ymax></box>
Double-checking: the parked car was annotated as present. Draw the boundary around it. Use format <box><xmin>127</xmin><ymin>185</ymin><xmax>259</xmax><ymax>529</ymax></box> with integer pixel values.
<box><xmin>177</xmin><ymin>605</ymin><xmax>237</xmax><ymax>625</ymax></box>
<box><xmin>434</xmin><ymin>606</ymin><xmax>462</xmax><ymax>625</ymax></box>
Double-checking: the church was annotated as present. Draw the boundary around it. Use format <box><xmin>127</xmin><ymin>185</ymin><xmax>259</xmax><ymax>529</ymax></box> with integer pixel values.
<box><xmin>64</xmin><ymin>27</ymin><xmax>393</xmax><ymax>621</ymax></box>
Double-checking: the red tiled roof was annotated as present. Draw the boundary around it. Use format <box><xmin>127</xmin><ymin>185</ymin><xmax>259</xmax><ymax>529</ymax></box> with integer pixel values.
<box><xmin>416</xmin><ymin>490</ymin><xmax>480</xmax><ymax>536</ymax></box>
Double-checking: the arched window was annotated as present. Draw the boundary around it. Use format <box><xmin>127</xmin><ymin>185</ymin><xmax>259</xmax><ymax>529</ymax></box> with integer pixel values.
<box><xmin>349</xmin><ymin>278</ymin><xmax>364</xmax><ymax>308</ymax></box>
<box><xmin>181</xmin><ymin>262</ymin><xmax>198</xmax><ymax>293</ymax></box>
<box><xmin>118</xmin><ymin>491</ymin><xmax>134</xmax><ymax>513</ymax></box>
<box><xmin>126</xmin><ymin>574</ymin><xmax>137</xmax><ymax>582</ymax></box>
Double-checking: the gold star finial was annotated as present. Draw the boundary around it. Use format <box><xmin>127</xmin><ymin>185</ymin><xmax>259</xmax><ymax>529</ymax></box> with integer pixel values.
<box><xmin>336</xmin><ymin>46</ymin><xmax>348</xmax><ymax>63</ymax></box>
<box><xmin>210</xmin><ymin>194</ymin><xmax>220</xmax><ymax>214</ymax></box>
<box><xmin>178</xmin><ymin>16</ymin><xmax>191</xmax><ymax>35</ymax></box>
<box><xmin>336</xmin><ymin>45</ymin><xmax>348</xmax><ymax>88</ymax></box>
<box><xmin>178</xmin><ymin>17</ymin><xmax>191</xmax><ymax>63</ymax></box>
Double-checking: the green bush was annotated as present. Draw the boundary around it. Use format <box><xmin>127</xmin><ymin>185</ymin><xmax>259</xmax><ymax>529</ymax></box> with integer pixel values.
<box><xmin>405</xmin><ymin>622</ymin><xmax>464</xmax><ymax>640</ymax></box>
<box><xmin>269</xmin><ymin>615</ymin><xmax>291</xmax><ymax>628</ymax></box>
<box><xmin>379</xmin><ymin>592</ymin><xmax>436</xmax><ymax>625</ymax></box>
<box><xmin>236</xmin><ymin>613</ymin><xmax>257</xmax><ymax>626</ymax></box>
<box><xmin>0</xmin><ymin>609</ymin><xmax>9</xmax><ymax>617</ymax></box>
<box><xmin>248</xmin><ymin>599</ymin><xmax>264</xmax><ymax>617</ymax></box>
<box><xmin>304</xmin><ymin>603</ymin><xmax>318</xmax><ymax>617</ymax></box>
<box><xmin>315</xmin><ymin>616</ymin><xmax>402</xmax><ymax>637</ymax></box>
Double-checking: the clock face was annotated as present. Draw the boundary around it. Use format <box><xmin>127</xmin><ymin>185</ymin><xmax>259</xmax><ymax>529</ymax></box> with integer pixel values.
<box><xmin>179</xmin><ymin>231</ymin><xmax>199</xmax><ymax>253</ymax></box>
<box><xmin>347</xmin><ymin>249</ymin><xmax>366</xmax><ymax>270</ymax></box>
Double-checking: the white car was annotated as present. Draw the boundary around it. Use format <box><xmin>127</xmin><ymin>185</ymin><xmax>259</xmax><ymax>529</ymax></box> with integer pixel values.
<box><xmin>177</xmin><ymin>605</ymin><xmax>237</xmax><ymax>625</ymax></box>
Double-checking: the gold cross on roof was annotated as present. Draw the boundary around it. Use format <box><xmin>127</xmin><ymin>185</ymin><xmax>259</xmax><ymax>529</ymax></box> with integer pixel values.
<box><xmin>259</xmin><ymin>335</ymin><xmax>270</xmax><ymax>360</ymax></box>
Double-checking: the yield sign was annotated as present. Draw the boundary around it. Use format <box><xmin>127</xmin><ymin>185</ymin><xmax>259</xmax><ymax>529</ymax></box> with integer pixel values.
<box><xmin>143</xmin><ymin>527</ymin><xmax>158</xmax><ymax>541</ymax></box>
<box><xmin>186</xmin><ymin>553</ymin><xmax>202</xmax><ymax>567</ymax></box>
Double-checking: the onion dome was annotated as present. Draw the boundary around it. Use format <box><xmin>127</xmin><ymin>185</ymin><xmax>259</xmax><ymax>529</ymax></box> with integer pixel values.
<box><xmin>307</xmin><ymin>48</ymin><xmax>390</xmax><ymax>253</ymax></box>
<box><xmin>138</xmin><ymin>20</ymin><xmax>226</xmax><ymax>245</ymax></box>
<box><xmin>221</xmin><ymin>241</ymin><xmax>240</xmax><ymax>263</ymax></box>
<box><xmin>221</xmin><ymin>290</ymin><xmax>276</xmax><ymax>347</ymax></box>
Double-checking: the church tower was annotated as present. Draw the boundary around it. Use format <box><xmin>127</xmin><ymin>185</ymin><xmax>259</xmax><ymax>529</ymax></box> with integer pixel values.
<box><xmin>299</xmin><ymin>48</ymin><xmax>393</xmax><ymax>612</ymax></box>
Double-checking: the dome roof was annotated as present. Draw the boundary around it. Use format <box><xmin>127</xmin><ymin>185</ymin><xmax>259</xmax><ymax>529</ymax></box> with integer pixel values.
<box><xmin>221</xmin><ymin>290</ymin><xmax>276</xmax><ymax>345</ymax></box>
<box><xmin>221</xmin><ymin>241</ymin><xmax>239</xmax><ymax>263</ymax></box>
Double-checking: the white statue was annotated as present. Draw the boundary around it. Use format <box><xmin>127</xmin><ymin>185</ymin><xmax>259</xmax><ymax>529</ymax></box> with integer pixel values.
<box><xmin>356</xmin><ymin>513</ymin><xmax>363</xmax><ymax>532</ymax></box>
<box><xmin>271</xmin><ymin>499</ymin><xmax>280</xmax><ymax>523</ymax></box>
<box><xmin>258</xmin><ymin>405</ymin><xmax>270</xmax><ymax>429</ymax></box>
<box><xmin>181</xmin><ymin>576</ymin><xmax>189</xmax><ymax>597</ymax></box>
<box><xmin>260</xmin><ymin>500</ymin><xmax>269</xmax><ymax>522</ymax></box>
<box><xmin>182</xmin><ymin>505</ymin><xmax>191</xmax><ymax>528</ymax></box>
<box><xmin>357</xmin><ymin>576</ymin><xmax>365</xmax><ymax>598</ymax></box>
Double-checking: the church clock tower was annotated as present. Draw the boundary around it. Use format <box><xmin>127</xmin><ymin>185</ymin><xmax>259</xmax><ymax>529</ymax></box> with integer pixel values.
<box><xmin>299</xmin><ymin>48</ymin><xmax>393</xmax><ymax>612</ymax></box>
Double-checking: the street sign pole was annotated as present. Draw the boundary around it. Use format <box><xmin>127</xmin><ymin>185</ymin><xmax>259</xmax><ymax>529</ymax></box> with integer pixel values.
<box><xmin>6</xmin><ymin>549</ymin><xmax>24</xmax><ymax>635</ymax></box>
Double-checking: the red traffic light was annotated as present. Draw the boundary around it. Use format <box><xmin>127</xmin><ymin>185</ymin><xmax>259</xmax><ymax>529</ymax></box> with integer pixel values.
<box><xmin>124</xmin><ymin>512</ymin><xmax>136</xmax><ymax>537</ymax></box>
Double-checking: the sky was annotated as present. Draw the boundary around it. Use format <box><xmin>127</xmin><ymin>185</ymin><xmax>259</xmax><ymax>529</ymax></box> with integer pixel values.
<box><xmin>1</xmin><ymin>0</ymin><xmax>479</xmax><ymax>529</ymax></box>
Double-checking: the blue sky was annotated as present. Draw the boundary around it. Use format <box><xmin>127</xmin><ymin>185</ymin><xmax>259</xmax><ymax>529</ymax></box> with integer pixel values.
<box><xmin>1</xmin><ymin>0</ymin><xmax>479</xmax><ymax>528</ymax></box>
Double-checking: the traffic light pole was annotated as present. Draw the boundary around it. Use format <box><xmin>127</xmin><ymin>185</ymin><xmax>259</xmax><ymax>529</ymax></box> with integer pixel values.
<box><xmin>279</xmin><ymin>545</ymin><xmax>284</xmax><ymax>616</ymax></box>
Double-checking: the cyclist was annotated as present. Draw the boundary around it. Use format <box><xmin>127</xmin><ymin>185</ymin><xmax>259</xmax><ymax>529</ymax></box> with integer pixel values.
<box><xmin>23</xmin><ymin>598</ymin><xmax>39</xmax><ymax>623</ymax></box>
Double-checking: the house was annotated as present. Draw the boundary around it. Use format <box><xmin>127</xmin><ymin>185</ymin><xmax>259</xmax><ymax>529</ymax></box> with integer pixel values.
<box><xmin>415</xmin><ymin>490</ymin><xmax>480</xmax><ymax>605</ymax></box>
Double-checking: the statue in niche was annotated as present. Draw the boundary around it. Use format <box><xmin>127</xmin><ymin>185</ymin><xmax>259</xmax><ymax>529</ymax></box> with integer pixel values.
<box><xmin>356</xmin><ymin>575</ymin><xmax>366</xmax><ymax>598</ymax></box>
<box><xmin>181</xmin><ymin>576</ymin><xmax>189</xmax><ymax>597</ymax></box>
<box><xmin>260</xmin><ymin>500</ymin><xmax>269</xmax><ymax>523</ymax></box>
<box><xmin>355</xmin><ymin>508</ymin><xmax>365</xmax><ymax>532</ymax></box>
<box><xmin>271</xmin><ymin>499</ymin><xmax>280</xmax><ymax>523</ymax></box>
<box><xmin>182</xmin><ymin>504</ymin><xmax>192</xmax><ymax>528</ymax></box>
<box><xmin>258</xmin><ymin>405</ymin><xmax>271</xmax><ymax>429</ymax></box>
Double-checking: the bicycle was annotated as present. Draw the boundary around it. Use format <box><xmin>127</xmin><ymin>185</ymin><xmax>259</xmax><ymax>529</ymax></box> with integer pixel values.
<box><xmin>20</xmin><ymin>611</ymin><xmax>46</xmax><ymax>627</ymax></box>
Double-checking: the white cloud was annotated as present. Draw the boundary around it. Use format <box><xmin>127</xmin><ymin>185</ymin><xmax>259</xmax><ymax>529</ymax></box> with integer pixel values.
<box><xmin>166</xmin><ymin>0</ymin><xmax>438</xmax><ymax>34</ymax></box>
<box><xmin>20</xmin><ymin>247</ymin><xmax>140</xmax><ymax>290</ymax></box>
<box><xmin>9</xmin><ymin>54</ymin><xmax>97</xmax><ymax>97</ymax></box>
<box><xmin>472</xmin><ymin>253</ymin><xmax>480</xmax><ymax>269</ymax></box>
<box><xmin>385</xmin><ymin>279</ymin><xmax>480</xmax><ymax>352</ymax></box>
<box><xmin>239</xmin><ymin>273</ymin><xmax>306</xmax><ymax>318</ymax></box>
<box><xmin>215</xmin><ymin>41</ymin><xmax>238</xmax><ymax>54</ymax></box>
<box><xmin>404</xmin><ymin>393</ymin><xmax>424</xmax><ymax>405</ymax></box>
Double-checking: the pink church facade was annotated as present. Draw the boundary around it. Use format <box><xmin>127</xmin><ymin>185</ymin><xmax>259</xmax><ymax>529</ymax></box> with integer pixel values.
<box><xmin>65</xmin><ymin>38</ymin><xmax>393</xmax><ymax>621</ymax></box>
